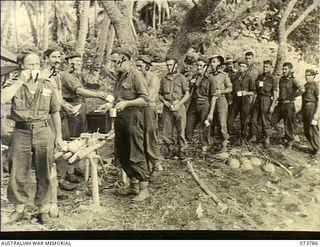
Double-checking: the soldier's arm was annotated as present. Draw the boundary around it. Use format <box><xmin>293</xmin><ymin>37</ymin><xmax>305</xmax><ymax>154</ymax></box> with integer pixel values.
<box><xmin>293</xmin><ymin>79</ymin><xmax>305</xmax><ymax>98</ymax></box>
<box><xmin>1</xmin><ymin>79</ymin><xmax>24</xmax><ymax>104</ymax></box>
<box><xmin>177</xmin><ymin>75</ymin><xmax>190</xmax><ymax>105</ymax></box>
<box><xmin>222</xmin><ymin>75</ymin><xmax>233</xmax><ymax>94</ymax></box>
<box><xmin>269</xmin><ymin>77</ymin><xmax>278</xmax><ymax>113</ymax></box>
<box><xmin>313</xmin><ymin>82</ymin><xmax>320</xmax><ymax>120</ymax></box>
<box><xmin>50</xmin><ymin>88</ymin><xmax>63</xmax><ymax>145</ymax></box>
<box><xmin>76</xmin><ymin>87</ymin><xmax>107</xmax><ymax>99</ymax></box>
<box><xmin>158</xmin><ymin>79</ymin><xmax>170</xmax><ymax>107</ymax></box>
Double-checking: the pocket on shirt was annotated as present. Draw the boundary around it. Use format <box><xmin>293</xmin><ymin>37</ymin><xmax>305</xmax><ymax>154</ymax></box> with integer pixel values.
<box><xmin>12</xmin><ymin>96</ymin><xmax>25</xmax><ymax>109</ymax></box>
<box><xmin>39</xmin><ymin>95</ymin><xmax>51</xmax><ymax>110</ymax></box>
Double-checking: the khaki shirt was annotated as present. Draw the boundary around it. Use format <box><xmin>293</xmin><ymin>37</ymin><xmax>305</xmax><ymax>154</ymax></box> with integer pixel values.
<box><xmin>41</xmin><ymin>67</ymin><xmax>63</xmax><ymax>105</ymax></box>
<box><xmin>211</xmin><ymin>71</ymin><xmax>232</xmax><ymax>92</ymax></box>
<box><xmin>4</xmin><ymin>79</ymin><xmax>60</xmax><ymax>122</ymax></box>
<box><xmin>159</xmin><ymin>73</ymin><xmax>189</xmax><ymax>102</ymax></box>
<box><xmin>255</xmin><ymin>72</ymin><xmax>277</xmax><ymax>97</ymax></box>
<box><xmin>278</xmin><ymin>75</ymin><xmax>303</xmax><ymax>101</ymax></box>
<box><xmin>114</xmin><ymin>68</ymin><xmax>149</xmax><ymax>104</ymax></box>
<box><xmin>303</xmin><ymin>81</ymin><xmax>319</xmax><ymax>104</ymax></box>
<box><xmin>60</xmin><ymin>71</ymin><xmax>84</xmax><ymax>100</ymax></box>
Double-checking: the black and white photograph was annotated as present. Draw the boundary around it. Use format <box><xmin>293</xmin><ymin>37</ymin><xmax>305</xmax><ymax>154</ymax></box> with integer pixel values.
<box><xmin>0</xmin><ymin>0</ymin><xmax>319</xmax><ymax>238</ymax></box>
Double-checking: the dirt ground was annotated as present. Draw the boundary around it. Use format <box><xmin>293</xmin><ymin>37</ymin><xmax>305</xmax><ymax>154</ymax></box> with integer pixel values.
<box><xmin>1</xmin><ymin>126</ymin><xmax>319</xmax><ymax>232</ymax></box>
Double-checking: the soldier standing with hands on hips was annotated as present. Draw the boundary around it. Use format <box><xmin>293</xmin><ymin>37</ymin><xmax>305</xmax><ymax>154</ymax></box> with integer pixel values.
<box><xmin>1</xmin><ymin>50</ymin><xmax>63</xmax><ymax>224</ymax></box>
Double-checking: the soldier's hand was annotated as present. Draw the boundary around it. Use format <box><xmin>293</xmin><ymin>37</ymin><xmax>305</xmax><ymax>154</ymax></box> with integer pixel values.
<box><xmin>97</xmin><ymin>102</ymin><xmax>113</xmax><ymax>113</ymax></box>
<box><xmin>62</xmin><ymin>103</ymin><xmax>75</xmax><ymax>114</ymax></box>
<box><xmin>55</xmin><ymin>136</ymin><xmax>64</xmax><ymax>150</ymax></box>
<box><xmin>269</xmin><ymin>106</ymin><xmax>275</xmax><ymax>114</ymax></box>
<box><xmin>163</xmin><ymin>101</ymin><xmax>171</xmax><ymax>108</ymax></box>
<box><xmin>214</xmin><ymin>90</ymin><xmax>221</xmax><ymax>96</ymax></box>
<box><xmin>96</xmin><ymin>91</ymin><xmax>108</xmax><ymax>100</ymax></box>
<box><xmin>115</xmin><ymin>101</ymin><xmax>128</xmax><ymax>111</ymax></box>
<box><xmin>206</xmin><ymin>115</ymin><xmax>213</xmax><ymax>122</ymax></box>
<box><xmin>20</xmin><ymin>70</ymin><xmax>32</xmax><ymax>83</ymax></box>
<box><xmin>171</xmin><ymin>103</ymin><xmax>181</xmax><ymax>112</ymax></box>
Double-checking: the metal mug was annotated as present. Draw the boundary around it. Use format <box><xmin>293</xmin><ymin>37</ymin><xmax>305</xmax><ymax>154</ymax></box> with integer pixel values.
<box><xmin>204</xmin><ymin>120</ymin><xmax>211</xmax><ymax>127</ymax></box>
<box><xmin>109</xmin><ymin>108</ymin><xmax>117</xmax><ymax>117</ymax></box>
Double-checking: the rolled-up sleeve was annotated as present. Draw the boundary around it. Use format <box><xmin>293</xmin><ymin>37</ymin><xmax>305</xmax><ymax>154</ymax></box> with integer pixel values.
<box><xmin>224</xmin><ymin>75</ymin><xmax>232</xmax><ymax>88</ymax></box>
<box><xmin>180</xmin><ymin>75</ymin><xmax>189</xmax><ymax>94</ymax></box>
<box><xmin>61</xmin><ymin>72</ymin><xmax>83</xmax><ymax>94</ymax></box>
<box><xmin>49</xmin><ymin>85</ymin><xmax>61</xmax><ymax>114</ymax></box>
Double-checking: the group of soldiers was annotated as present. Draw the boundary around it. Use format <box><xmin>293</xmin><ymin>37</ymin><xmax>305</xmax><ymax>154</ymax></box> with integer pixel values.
<box><xmin>1</xmin><ymin>46</ymin><xmax>319</xmax><ymax>225</ymax></box>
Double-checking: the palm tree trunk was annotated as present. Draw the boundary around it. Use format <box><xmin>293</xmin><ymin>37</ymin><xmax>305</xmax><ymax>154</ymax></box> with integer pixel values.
<box><xmin>13</xmin><ymin>2</ymin><xmax>19</xmax><ymax>51</ymax></box>
<box><xmin>25</xmin><ymin>3</ymin><xmax>38</xmax><ymax>46</ymax></box>
<box><xmin>152</xmin><ymin>1</ymin><xmax>156</xmax><ymax>29</ymax></box>
<box><xmin>1</xmin><ymin>1</ymin><xmax>12</xmax><ymax>46</ymax></box>
<box><xmin>158</xmin><ymin>4</ymin><xmax>161</xmax><ymax>28</ymax></box>
<box><xmin>76</xmin><ymin>1</ymin><xmax>90</xmax><ymax>55</ymax></box>
<box><xmin>42</xmin><ymin>1</ymin><xmax>49</xmax><ymax>50</ymax></box>
<box><xmin>95</xmin><ymin>13</ymin><xmax>110</xmax><ymax>68</ymax></box>
<box><xmin>105</xmin><ymin>25</ymin><xmax>115</xmax><ymax>62</ymax></box>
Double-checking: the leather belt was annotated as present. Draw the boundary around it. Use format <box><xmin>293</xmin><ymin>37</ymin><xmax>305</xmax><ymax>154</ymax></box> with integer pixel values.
<box><xmin>15</xmin><ymin>121</ymin><xmax>48</xmax><ymax>130</ymax></box>
<box><xmin>304</xmin><ymin>102</ymin><xmax>316</xmax><ymax>106</ymax></box>
<box><xmin>64</xmin><ymin>98</ymin><xmax>84</xmax><ymax>103</ymax></box>
<box><xmin>196</xmin><ymin>98</ymin><xmax>208</xmax><ymax>101</ymax></box>
<box><xmin>148</xmin><ymin>101</ymin><xmax>157</xmax><ymax>107</ymax></box>
<box><xmin>279</xmin><ymin>99</ymin><xmax>294</xmax><ymax>104</ymax></box>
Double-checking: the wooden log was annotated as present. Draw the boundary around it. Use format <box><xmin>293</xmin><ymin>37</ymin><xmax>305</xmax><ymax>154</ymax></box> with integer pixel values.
<box><xmin>89</xmin><ymin>154</ymin><xmax>100</xmax><ymax>207</ymax></box>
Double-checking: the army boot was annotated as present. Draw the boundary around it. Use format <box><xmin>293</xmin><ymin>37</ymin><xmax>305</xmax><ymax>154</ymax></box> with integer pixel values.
<box><xmin>131</xmin><ymin>181</ymin><xmax>150</xmax><ymax>202</ymax></box>
<box><xmin>117</xmin><ymin>178</ymin><xmax>139</xmax><ymax>196</ymax></box>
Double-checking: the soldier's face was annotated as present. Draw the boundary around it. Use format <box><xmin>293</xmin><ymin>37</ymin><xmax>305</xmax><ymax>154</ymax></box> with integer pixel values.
<box><xmin>69</xmin><ymin>57</ymin><xmax>82</xmax><ymax>72</ymax></box>
<box><xmin>282</xmin><ymin>66</ymin><xmax>291</xmax><ymax>76</ymax></box>
<box><xmin>263</xmin><ymin>64</ymin><xmax>272</xmax><ymax>73</ymax></box>
<box><xmin>305</xmin><ymin>74</ymin><xmax>314</xmax><ymax>82</ymax></box>
<box><xmin>166</xmin><ymin>60</ymin><xmax>176</xmax><ymax>73</ymax></box>
<box><xmin>239</xmin><ymin>63</ymin><xmax>248</xmax><ymax>72</ymax></box>
<box><xmin>196</xmin><ymin>61</ymin><xmax>206</xmax><ymax>73</ymax></box>
<box><xmin>136</xmin><ymin>60</ymin><xmax>146</xmax><ymax>72</ymax></box>
<box><xmin>47</xmin><ymin>51</ymin><xmax>61</xmax><ymax>67</ymax></box>
<box><xmin>22</xmin><ymin>54</ymin><xmax>40</xmax><ymax>70</ymax></box>
<box><xmin>245</xmin><ymin>55</ymin><xmax>254</xmax><ymax>64</ymax></box>
<box><xmin>210</xmin><ymin>58</ymin><xmax>221</xmax><ymax>70</ymax></box>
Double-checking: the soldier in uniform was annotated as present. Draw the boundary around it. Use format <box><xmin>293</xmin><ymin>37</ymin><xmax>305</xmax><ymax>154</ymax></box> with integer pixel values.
<box><xmin>41</xmin><ymin>47</ymin><xmax>78</xmax><ymax>192</ymax></box>
<box><xmin>60</xmin><ymin>51</ymin><xmax>108</xmax><ymax>139</ymax></box>
<box><xmin>159</xmin><ymin>57</ymin><xmax>190</xmax><ymax>160</ymax></box>
<box><xmin>245</xmin><ymin>51</ymin><xmax>261</xmax><ymax>82</ymax></box>
<box><xmin>111</xmin><ymin>49</ymin><xmax>150</xmax><ymax>202</ymax></box>
<box><xmin>185</xmin><ymin>56</ymin><xmax>213</xmax><ymax>152</ymax></box>
<box><xmin>136</xmin><ymin>55</ymin><xmax>162</xmax><ymax>180</ymax></box>
<box><xmin>206</xmin><ymin>55</ymin><xmax>233</xmax><ymax>152</ymax></box>
<box><xmin>227</xmin><ymin>59</ymin><xmax>256</xmax><ymax>141</ymax></box>
<box><xmin>249</xmin><ymin>60</ymin><xmax>278</xmax><ymax>146</ymax></box>
<box><xmin>301</xmin><ymin>69</ymin><xmax>319</xmax><ymax>155</ymax></box>
<box><xmin>271</xmin><ymin>62</ymin><xmax>304</xmax><ymax>149</ymax></box>
<box><xmin>1</xmin><ymin>50</ymin><xmax>63</xmax><ymax>224</ymax></box>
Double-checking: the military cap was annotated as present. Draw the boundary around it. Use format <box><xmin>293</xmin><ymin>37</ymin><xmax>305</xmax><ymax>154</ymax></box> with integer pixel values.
<box><xmin>65</xmin><ymin>51</ymin><xmax>81</xmax><ymax>61</ymax></box>
<box><xmin>237</xmin><ymin>59</ymin><xmax>249</xmax><ymax>66</ymax></box>
<box><xmin>165</xmin><ymin>56</ymin><xmax>178</xmax><ymax>63</ymax></box>
<box><xmin>43</xmin><ymin>45</ymin><xmax>61</xmax><ymax>59</ymax></box>
<box><xmin>112</xmin><ymin>47</ymin><xmax>133</xmax><ymax>60</ymax></box>
<box><xmin>197</xmin><ymin>56</ymin><xmax>208</xmax><ymax>64</ymax></box>
<box><xmin>224</xmin><ymin>57</ymin><xmax>236</xmax><ymax>64</ymax></box>
<box><xmin>208</xmin><ymin>55</ymin><xmax>224</xmax><ymax>65</ymax></box>
<box><xmin>138</xmin><ymin>55</ymin><xmax>152</xmax><ymax>65</ymax></box>
<box><xmin>305</xmin><ymin>69</ymin><xmax>318</xmax><ymax>76</ymax></box>
<box><xmin>17</xmin><ymin>48</ymin><xmax>39</xmax><ymax>65</ymax></box>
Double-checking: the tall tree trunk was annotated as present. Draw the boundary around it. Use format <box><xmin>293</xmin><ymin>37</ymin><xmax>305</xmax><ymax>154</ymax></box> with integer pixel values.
<box><xmin>25</xmin><ymin>4</ymin><xmax>38</xmax><ymax>46</ymax></box>
<box><xmin>36</xmin><ymin>1</ymin><xmax>41</xmax><ymax>47</ymax></box>
<box><xmin>42</xmin><ymin>1</ymin><xmax>49</xmax><ymax>50</ymax></box>
<box><xmin>105</xmin><ymin>25</ymin><xmax>115</xmax><ymax>62</ymax></box>
<box><xmin>273</xmin><ymin>0</ymin><xmax>319</xmax><ymax>77</ymax></box>
<box><xmin>52</xmin><ymin>0</ymin><xmax>58</xmax><ymax>43</ymax></box>
<box><xmin>100</xmin><ymin>1</ymin><xmax>137</xmax><ymax>55</ymax></box>
<box><xmin>76</xmin><ymin>1</ymin><xmax>90</xmax><ymax>56</ymax></box>
<box><xmin>13</xmin><ymin>2</ymin><xmax>18</xmax><ymax>51</ymax></box>
<box><xmin>158</xmin><ymin>4</ymin><xmax>161</xmax><ymax>28</ymax></box>
<box><xmin>152</xmin><ymin>1</ymin><xmax>156</xmax><ymax>29</ymax></box>
<box><xmin>1</xmin><ymin>1</ymin><xmax>12</xmax><ymax>46</ymax></box>
<box><xmin>95</xmin><ymin>13</ymin><xmax>110</xmax><ymax>69</ymax></box>
<box><xmin>75</xmin><ymin>0</ymin><xmax>81</xmax><ymax>39</ymax></box>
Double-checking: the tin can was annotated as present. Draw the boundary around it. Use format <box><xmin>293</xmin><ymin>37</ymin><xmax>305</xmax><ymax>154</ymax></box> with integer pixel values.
<box><xmin>237</xmin><ymin>91</ymin><xmax>242</xmax><ymax>97</ymax></box>
<box><xmin>204</xmin><ymin>120</ymin><xmax>210</xmax><ymax>127</ymax></box>
<box><xmin>109</xmin><ymin>108</ymin><xmax>117</xmax><ymax>117</ymax></box>
<box><xmin>311</xmin><ymin>119</ymin><xmax>318</xmax><ymax>126</ymax></box>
